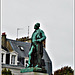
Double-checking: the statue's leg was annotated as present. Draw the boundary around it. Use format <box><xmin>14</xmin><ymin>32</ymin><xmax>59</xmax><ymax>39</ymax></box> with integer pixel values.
<box><xmin>38</xmin><ymin>44</ymin><xmax>43</xmax><ymax>68</ymax></box>
<box><xmin>35</xmin><ymin>44</ymin><xmax>42</xmax><ymax>68</ymax></box>
<box><xmin>38</xmin><ymin>53</ymin><xmax>41</xmax><ymax>67</ymax></box>
<box><xmin>27</xmin><ymin>45</ymin><xmax>34</xmax><ymax>67</ymax></box>
<box><xmin>35</xmin><ymin>44</ymin><xmax>39</xmax><ymax>67</ymax></box>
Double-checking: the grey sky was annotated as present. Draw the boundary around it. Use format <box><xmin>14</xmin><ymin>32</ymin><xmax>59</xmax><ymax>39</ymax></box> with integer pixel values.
<box><xmin>2</xmin><ymin>0</ymin><xmax>73</xmax><ymax>72</ymax></box>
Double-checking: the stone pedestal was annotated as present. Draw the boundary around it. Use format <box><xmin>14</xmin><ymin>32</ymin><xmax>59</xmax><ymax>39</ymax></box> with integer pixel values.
<box><xmin>20</xmin><ymin>67</ymin><xmax>47</xmax><ymax>73</ymax></box>
<box><xmin>19</xmin><ymin>72</ymin><xmax>48</xmax><ymax>75</ymax></box>
<box><xmin>19</xmin><ymin>67</ymin><xmax>48</xmax><ymax>75</ymax></box>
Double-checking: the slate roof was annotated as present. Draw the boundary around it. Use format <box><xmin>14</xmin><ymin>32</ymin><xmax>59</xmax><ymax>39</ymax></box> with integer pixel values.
<box><xmin>7</xmin><ymin>39</ymin><xmax>31</xmax><ymax>58</ymax></box>
<box><xmin>43</xmin><ymin>48</ymin><xmax>52</xmax><ymax>63</ymax></box>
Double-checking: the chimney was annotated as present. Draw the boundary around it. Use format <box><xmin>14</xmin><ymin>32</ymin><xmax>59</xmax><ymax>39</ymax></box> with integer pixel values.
<box><xmin>2</xmin><ymin>32</ymin><xmax>7</xmax><ymax>48</ymax></box>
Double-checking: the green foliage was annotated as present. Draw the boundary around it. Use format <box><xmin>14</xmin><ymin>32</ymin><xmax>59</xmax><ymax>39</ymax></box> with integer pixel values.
<box><xmin>2</xmin><ymin>68</ymin><xmax>13</xmax><ymax>75</ymax></box>
<box><xmin>54</xmin><ymin>66</ymin><xmax>74</xmax><ymax>75</ymax></box>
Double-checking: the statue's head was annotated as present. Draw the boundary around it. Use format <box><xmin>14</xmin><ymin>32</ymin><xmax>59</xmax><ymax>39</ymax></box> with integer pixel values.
<box><xmin>34</xmin><ymin>23</ymin><xmax>40</xmax><ymax>29</ymax></box>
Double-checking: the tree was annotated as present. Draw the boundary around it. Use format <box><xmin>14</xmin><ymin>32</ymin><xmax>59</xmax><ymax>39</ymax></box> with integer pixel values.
<box><xmin>54</xmin><ymin>66</ymin><xmax>74</xmax><ymax>75</ymax></box>
<box><xmin>2</xmin><ymin>68</ymin><xmax>14</xmax><ymax>75</ymax></box>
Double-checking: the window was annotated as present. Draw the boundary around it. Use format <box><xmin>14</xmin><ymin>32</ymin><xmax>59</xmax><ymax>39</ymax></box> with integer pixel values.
<box><xmin>1</xmin><ymin>53</ymin><xmax>4</xmax><ymax>63</ymax></box>
<box><xmin>17</xmin><ymin>45</ymin><xmax>24</xmax><ymax>51</ymax></box>
<box><xmin>26</xmin><ymin>60</ymin><xmax>28</xmax><ymax>63</ymax></box>
<box><xmin>25</xmin><ymin>59</ymin><xmax>28</xmax><ymax>67</ymax></box>
<box><xmin>25</xmin><ymin>60</ymin><xmax>28</xmax><ymax>67</ymax></box>
<box><xmin>20</xmin><ymin>47</ymin><xmax>24</xmax><ymax>51</ymax></box>
<box><xmin>11</xmin><ymin>55</ymin><xmax>16</xmax><ymax>64</ymax></box>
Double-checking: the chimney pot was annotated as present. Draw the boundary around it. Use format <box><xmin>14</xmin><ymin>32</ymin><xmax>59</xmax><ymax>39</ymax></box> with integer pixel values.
<box><xmin>2</xmin><ymin>32</ymin><xmax>6</xmax><ymax>35</ymax></box>
<box><xmin>2</xmin><ymin>32</ymin><xmax>6</xmax><ymax>48</ymax></box>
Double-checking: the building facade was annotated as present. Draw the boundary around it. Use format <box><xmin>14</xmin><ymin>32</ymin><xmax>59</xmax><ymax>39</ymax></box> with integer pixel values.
<box><xmin>1</xmin><ymin>32</ymin><xmax>52</xmax><ymax>75</ymax></box>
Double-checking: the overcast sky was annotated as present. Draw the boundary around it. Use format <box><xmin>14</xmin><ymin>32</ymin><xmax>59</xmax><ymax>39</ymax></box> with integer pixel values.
<box><xmin>2</xmin><ymin>0</ymin><xmax>73</xmax><ymax>72</ymax></box>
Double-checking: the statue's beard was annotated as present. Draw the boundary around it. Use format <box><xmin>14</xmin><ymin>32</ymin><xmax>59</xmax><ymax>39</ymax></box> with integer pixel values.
<box><xmin>34</xmin><ymin>27</ymin><xmax>39</xmax><ymax>30</ymax></box>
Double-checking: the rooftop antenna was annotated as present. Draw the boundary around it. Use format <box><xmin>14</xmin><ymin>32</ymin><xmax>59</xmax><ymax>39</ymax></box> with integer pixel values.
<box><xmin>17</xmin><ymin>28</ymin><xmax>23</xmax><ymax>38</ymax></box>
<box><xmin>28</xmin><ymin>26</ymin><xmax>29</xmax><ymax>38</ymax></box>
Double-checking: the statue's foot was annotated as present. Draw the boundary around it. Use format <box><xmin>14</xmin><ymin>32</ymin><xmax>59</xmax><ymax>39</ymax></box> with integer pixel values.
<box><xmin>31</xmin><ymin>64</ymin><xmax>33</xmax><ymax>67</ymax></box>
<box><xmin>27</xmin><ymin>64</ymin><xmax>33</xmax><ymax>68</ymax></box>
<box><xmin>35</xmin><ymin>65</ymin><xmax>38</xmax><ymax>68</ymax></box>
<box><xmin>27</xmin><ymin>64</ymin><xmax>30</xmax><ymax>68</ymax></box>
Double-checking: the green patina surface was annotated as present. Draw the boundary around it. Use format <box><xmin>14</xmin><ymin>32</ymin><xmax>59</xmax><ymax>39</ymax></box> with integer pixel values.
<box><xmin>20</xmin><ymin>67</ymin><xmax>46</xmax><ymax>73</ymax></box>
<box><xmin>28</xmin><ymin>23</ymin><xmax>46</xmax><ymax>67</ymax></box>
<box><xmin>20</xmin><ymin>23</ymin><xmax>47</xmax><ymax>74</ymax></box>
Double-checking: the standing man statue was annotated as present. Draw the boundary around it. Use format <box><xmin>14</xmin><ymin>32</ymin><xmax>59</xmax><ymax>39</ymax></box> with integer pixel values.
<box><xmin>27</xmin><ymin>23</ymin><xmax>46</xmax><ymax>68</ymax></box>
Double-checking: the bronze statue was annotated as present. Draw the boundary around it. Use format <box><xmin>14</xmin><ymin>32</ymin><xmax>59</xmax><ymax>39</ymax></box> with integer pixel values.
<box><xmin>27</xmin><ymin>23</ymin><xmax>46</xmax><ymax>68</ymax></box>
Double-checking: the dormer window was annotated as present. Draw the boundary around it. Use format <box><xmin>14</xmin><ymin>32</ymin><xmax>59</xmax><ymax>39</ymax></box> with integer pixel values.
<box><xmin>10</xmin><ymin>51</ymin><xmax>18</xmax><ymax>65</ymax></box>
<box><xmin>1</xmin><ymin>49</ymin><xmax>7</xmax><ymax>64</ymax></box>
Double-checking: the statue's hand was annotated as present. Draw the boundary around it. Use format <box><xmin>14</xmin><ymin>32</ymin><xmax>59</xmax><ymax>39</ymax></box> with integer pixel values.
<box><xmin>32</xmin><ymin>40</ymin><xmax>37</xmax><ymax>45</ymax></box>
<box><xmin>37</xmin><ymin>39</ymin><xmax>41</xmax><ymax>42</ymax></box>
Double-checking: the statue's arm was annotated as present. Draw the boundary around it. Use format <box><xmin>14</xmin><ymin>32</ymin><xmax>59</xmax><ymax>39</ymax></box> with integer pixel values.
<box><xmin>37</xmin><ymin>30</ymin><xmax>46</xmax><ymax>42</ymax></box>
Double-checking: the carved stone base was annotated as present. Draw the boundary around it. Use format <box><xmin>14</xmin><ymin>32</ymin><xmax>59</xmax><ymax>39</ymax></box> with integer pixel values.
<box><xmin>19</xmin><ymin>72</ymin><xmax>48</xmax><ymax>75</ymax></box>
